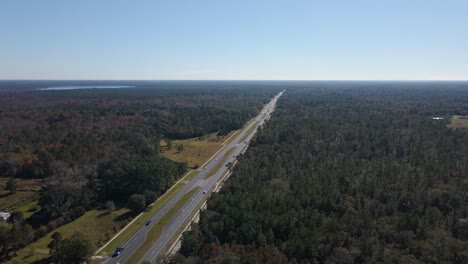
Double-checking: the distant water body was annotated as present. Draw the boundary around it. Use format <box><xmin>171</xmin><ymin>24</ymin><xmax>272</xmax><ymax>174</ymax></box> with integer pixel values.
<box><xmin>37</xmin><ymin>85</ymin><xmax>134</xmax><ymax>91</ymax></box>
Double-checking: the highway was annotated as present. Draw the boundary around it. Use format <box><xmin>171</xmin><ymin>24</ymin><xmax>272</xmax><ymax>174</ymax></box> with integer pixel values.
<box><xmin>105</xmin><ymin>90</ymin><xmax>284</xmax><ymax>264</ymax></box>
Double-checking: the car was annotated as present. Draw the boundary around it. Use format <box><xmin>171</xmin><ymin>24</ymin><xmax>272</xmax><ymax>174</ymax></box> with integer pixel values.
<box><xmin>145</xmin><ymin>220</ymin><xmax>152</xmax><ymax>226</ymax></box>
<box><xmin>203</xmin><ymin>191</ymin><xmax>206</xmax><ymax>194</ymax></box>
<box><xmin>112</xmin><ymin>247</ymin><xmax>124</xmax><ymax>257</ymax></box>
<box><xmin>244</xmin><ymin>141</ymin><xmax>247</xmax><ymax>144</ymax></box>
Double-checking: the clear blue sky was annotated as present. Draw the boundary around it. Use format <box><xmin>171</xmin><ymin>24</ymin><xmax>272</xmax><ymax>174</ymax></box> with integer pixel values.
<box><xmin>1</xmin><ymin>0</ymin><xmax>467</xmax><ymax>80</ymax></box>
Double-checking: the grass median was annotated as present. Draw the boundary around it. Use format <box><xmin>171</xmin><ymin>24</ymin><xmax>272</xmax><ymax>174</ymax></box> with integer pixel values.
<box><xmin>126</xmin><ymin>187</ymin><xmax>199</xmax><ymax>263</ymax></box>
<box><xmin>183</xmin><ymin>170</ymin><xmax>199</xmax><ymax>182</ymax></box>
<box><xmin>204</xmin><ymin>147</ymin><xmax>236</xmax><ymax>179</ymax></box>
<box><xmin>239</xmin><ymin>120</ymin><xmax>260</xmax><ymax>143</ymax></box>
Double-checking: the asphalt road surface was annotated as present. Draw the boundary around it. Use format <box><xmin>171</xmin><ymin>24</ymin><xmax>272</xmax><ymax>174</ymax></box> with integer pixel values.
<box><xmin>105</xmin><ymin>91</ymin><xmax>284</xmax><ymax>264</ymax></box>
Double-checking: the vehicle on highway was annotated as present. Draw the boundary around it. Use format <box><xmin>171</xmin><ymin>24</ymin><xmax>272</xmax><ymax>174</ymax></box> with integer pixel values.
<box><xmin>203</xmin><ymin>191</ymin><xmax>206</xmax><ymax>194</ymax></box>
<box><xmin>112</xmin><ymin>247</ymin><xmax>124</xmax><ymax>257</ymax></box>
<box><xmin>146</xmin><ymin>220</ymin><xmax>152</xmax><ymax>226</ymax></box>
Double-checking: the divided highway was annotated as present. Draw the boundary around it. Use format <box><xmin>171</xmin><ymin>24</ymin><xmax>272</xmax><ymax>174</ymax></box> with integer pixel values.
<box><xmin>105</xmin><ymin>91</ymin><xmax>284</xmax><ymax>264</ymax></box>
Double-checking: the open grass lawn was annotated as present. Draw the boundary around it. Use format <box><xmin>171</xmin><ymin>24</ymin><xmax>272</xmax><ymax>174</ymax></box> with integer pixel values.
<box><xmin>7</xmin><ymin>207</ymin><xmax>132</xmax><ymax>264</ymax></box>
<box><xmin>0</xmin><ymin>178</ymin><xmax>41</xmax><ymax>212</ymax></box>
<box><xmin>16</xmin><ymin>200</ymin><xmax>40</xmax><ymax>218</ymax></box>
<box><xmin>0</xmin><ymin>190</ymin><xmax>39</xmax><ymax>212</ymax></box>
<box><xmin>161</xmin><ymin>133</ymin><xmax>226</xmax><ymax>168</ymax></box>
<box><xmin>448</xmin><ymin>115</ymin><xmax>468</xmax><ymax>129</ymax></box>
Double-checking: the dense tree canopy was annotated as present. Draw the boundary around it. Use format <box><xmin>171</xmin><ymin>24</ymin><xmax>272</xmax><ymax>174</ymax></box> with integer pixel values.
<box><xmin>0</xmin><ymin>81</ymin><xmax>279</xmax><ymax>260</ymax></box>
<box><xmin>180</xmin><ymin>83</ymin><xmax>468</xmax><ymax>263</ymax></box>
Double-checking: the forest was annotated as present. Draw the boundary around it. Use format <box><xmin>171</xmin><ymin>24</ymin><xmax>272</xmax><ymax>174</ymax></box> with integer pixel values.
<box><xmin>177</xmin><ymin>82</ymin><xmax>468</xmax><ymax>264</ymax></box>
<box><xmin>0</xmin><ymin>81</ymin><xmax>279</xmax><ymax>260</ymax></box>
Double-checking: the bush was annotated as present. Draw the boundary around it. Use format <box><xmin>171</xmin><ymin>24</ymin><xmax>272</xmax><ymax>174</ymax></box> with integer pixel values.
<box><xmin>127</xmin><ymin>194</ymin><xmax>146</xmax><ymax>213</ymax></box>
<box><xmin>105</xmin><ymin>201</ymin><xmax>115</xmax><ymax>213</ymax></box>
<box><xmin>34</xmin><ymin>226</ymin><xmax>48</xmax><ymax>240</ymax></box>
<box><xmin>70</xmin><ymin>206</ymin><xmax>86</xmax><ymax>220</ymax></box>
<box><xmin>144</xmin><ymin>190</ymin><xmax>158</xmax><ymax>206</ymax></box>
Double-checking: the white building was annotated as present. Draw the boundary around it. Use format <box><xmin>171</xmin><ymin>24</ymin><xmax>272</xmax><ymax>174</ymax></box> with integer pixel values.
<box><xmin>0</xmin><ymin>212</ymin><xmax>11</xmax><ymax>221</ymax></box>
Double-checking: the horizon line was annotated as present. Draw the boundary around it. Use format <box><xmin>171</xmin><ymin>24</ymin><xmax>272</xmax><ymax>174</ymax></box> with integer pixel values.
<box><xmin>1</xmin><ymin>79</ymin><xmax>468</xmax><ymax>82</ymax></box>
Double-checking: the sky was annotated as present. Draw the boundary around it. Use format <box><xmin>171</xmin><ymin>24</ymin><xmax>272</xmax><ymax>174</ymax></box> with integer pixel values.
<box><xmin>1</xmin><ymin>0</ymin><xmax>467</xmax><ymax>80</ymax></box>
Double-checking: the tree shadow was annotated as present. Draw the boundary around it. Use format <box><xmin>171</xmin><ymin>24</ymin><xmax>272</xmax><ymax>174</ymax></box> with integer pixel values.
<box><xmin>96</xmin><ymin>211</ymin><xmax>111</xmax><ymax>218</ymax></box>
<box><xmin>114</xmin><ymin>211</ymin><xmax>135</xmax><ymax>222</ymax></box>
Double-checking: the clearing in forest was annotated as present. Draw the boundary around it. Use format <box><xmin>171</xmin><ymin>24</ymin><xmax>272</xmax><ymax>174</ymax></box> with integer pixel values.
<box><xmin>160</xmin><ymin>130</ymin><xmax>237</xmax><ymax>169</ymax></box>
<box><xmin>448</xmin><ymin>115</ymin><xmax>468</xmax><ymax>129</ymax></box>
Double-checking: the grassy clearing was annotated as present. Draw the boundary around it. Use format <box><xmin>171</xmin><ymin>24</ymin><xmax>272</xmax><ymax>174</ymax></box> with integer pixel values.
<box><xmin>15</xmin><ymin>200</ymin><xmax>40</xmax><ymax>218</ymax></box>
<box><xmin>0</xmin><ymin>191</ymin><xmax>39</xmax><ymax>212</ymax></box>
<box><xmin>126</xmin><ymin>188</ymin><xmax>199</xmax><ymax>263</ymax></box>
<box><xmin>161</xmin><ymin>134</ymin><xmax>225</xmax><ymax>168</ymax></box>
<box><xmin>7</xmin><ymin>207</ymin><xmax>131</xmax><ymax>264</ymax></box>
<box><xmin>98</xmin><ymin>181</ymin><xmax>186</xmax><ymax>254</ymax></box>
<box><xmin>0</xmin><ymin>177</ymin><xmax>41</xmax><ymax>191</ymax></box>
<box><xmin>5</xmin><ymin>250</ymin><xmax>47</xmax><ymax>264</ymax></box>
<box><xmin>205</xmin><ymin>147</ymin><xmax>236</xmax><ymax>179</ymax></box>
<box><xmin>239</xmin><ymin>121</ymin><xmax>260</xmax><ymax>143</ymax></box>
<box><xmin>0</xmin><ymin>177</ymin><xmax>41</xmax><ymax>212</ymax></box>
<box><xmin>448</xmin><ymin>115</ymin><xmax>468</xmax><ymax>129</ymax></box>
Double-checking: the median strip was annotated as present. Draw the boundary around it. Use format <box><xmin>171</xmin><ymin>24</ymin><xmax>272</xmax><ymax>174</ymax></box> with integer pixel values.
<box><xmin>126</xmin><ymin>188</ymin><xmax>199</xmax><ymax>263</ymax></box>
<box><xmin>239</xmin><ymin>120</ymin><xmax>260</xmax><ymax>143</ymax></box>
<box><xmin>204</xmin><ymin>147</ymin><xmax>236</xmax><ymax>179</ymax></box>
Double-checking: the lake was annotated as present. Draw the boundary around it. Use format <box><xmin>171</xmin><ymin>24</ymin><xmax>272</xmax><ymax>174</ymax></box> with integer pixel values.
<box><xmin>37</xmin><ymin>85</ymin><xmax>135</xmax><ymax>91</ymax></box>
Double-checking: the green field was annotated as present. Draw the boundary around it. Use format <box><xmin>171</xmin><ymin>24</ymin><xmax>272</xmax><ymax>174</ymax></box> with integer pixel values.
<box><xmin>0</xmin><ymin>178</ymin><xmax>41</xmax><ymax>212</ymax></box>
<box><xmin>8</xmin><ymin>207</ymin><xmax>131</xmax><ymax>264</ymax></box>
<box><xmin>15</xmin><ymin>201</ymin><xmax>40</xmax><ymax>218</ymax></box>
<box><xmin>161</xmin><ymin>133</ymin><xmax>228</xmax><ymax>168</ymax></box>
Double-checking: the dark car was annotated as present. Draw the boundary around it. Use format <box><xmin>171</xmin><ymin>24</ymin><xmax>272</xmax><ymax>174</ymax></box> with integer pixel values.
<box><xmin>146</xmin><ymin>220</ymin><xmax>152</xmax><ymax>226</ymax></box>
<box><xmin>112</xmin><ymin>247</ymin><xmax>124</xmax><ymax>257</ymax></box>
